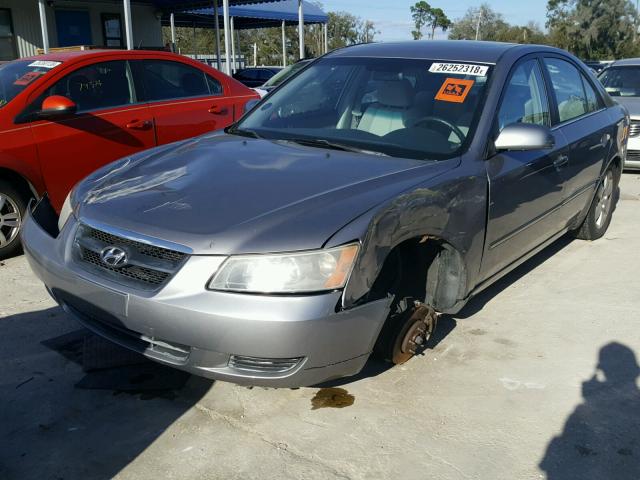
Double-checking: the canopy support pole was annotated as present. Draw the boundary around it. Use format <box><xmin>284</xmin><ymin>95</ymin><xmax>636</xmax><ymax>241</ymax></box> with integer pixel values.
<box><xmin>38</xmin><ymin>0</ymin><xmax>50</xmax><ymax>54</ymax></box>
<box><xmin>282</xmin><ymin>20</ymin><xmax>287</xmax><ymax>67</ymax></box>
<box><xmin>222</xmin><ymin>0</ymin><xmax>231</xmax><ymax>75</ymax></box>
<box><xmin>214</xmin><ymin>0</ymin><xmax>221</xmax><ymax>70</ymax></box>
<box><xmin>123</xmin><ymin>0</ymin><xmax>134</xmax><ymax>50</ymax></box>
<box><xmin>298</xmin><ymin>0</ymin><xmax>304</xmax><ymax>59</ymax></box>
<box><xmin>230</xmin><ymin>16</ymin><xmax>236</xmax><ymax>73</ymax></box>
<box><xmin>323</xmin><ymin>22</ymin><xmax>328</xmax><ymax>54</ymax></box>
<box><xmin>169</xmin><ymin>13</ymin><xmax>176</xmax><ymax>52</ymax></box>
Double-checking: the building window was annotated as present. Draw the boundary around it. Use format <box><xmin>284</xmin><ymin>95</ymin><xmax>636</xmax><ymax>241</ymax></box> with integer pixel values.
<box><xmin>0</xmin><ymin>9</ymin><xmax>17</xmax><ymax>61</ymax></box>
<box><xmin>102</xmin><ymin>13</ymin><xmax>123</xmax><ymax>48</ymax></box>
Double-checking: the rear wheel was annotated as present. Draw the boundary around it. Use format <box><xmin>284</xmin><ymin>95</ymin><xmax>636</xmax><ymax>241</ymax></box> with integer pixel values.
<box><xmin>374</xmin><ymin>296</ymin><xmax>438</xmax><ymax>364</ymax></box>
<box><xmin>0</xmin><ymin>180</ymin><xmax>30</xmax><ymax>259</ymax></box>
<box><xmin>573</xmin><ymin>167</ymin><xmax>617</xmax><ymax>241</ymax></box>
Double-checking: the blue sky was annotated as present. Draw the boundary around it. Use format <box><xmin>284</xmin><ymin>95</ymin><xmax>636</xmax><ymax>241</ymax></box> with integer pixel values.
<box><xmin>319</xmin><ymin>0</ymin><xmax>549</xmax><ymax>41</ymax></box>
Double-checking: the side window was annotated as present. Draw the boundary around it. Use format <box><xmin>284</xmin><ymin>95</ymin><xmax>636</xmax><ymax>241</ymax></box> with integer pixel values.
<box><xmin>206</xmin><ymin>75</ymin><xmax>223</xmax><ymax>96</ymax></box>
<box><xmin>258</xmin><ymin>69</ymin><xmax>273</xmax><ymax>81</ymax></box>
<box><xmin>544</xmin><ymin>58</ymin><xmax>588</xmax><ymax>123</ymax></box>
<box><xmin>581</xmin><ymin>75</ymin><xmax>600</xmax><ymax>113</ymax></box>
<box><xmin>498</xmin><ymin>59</ymin><xmax>550</xmax><ymax>130</ymax></box>
<box><xmin>140</xmin><ymin>60</ymin><xmax>211</xmax><ymax>101</ymax></box>
<box><xmin>45</xmin><ymin>60</ymin><xmax>134</xmax><ymax>112</ymax></box>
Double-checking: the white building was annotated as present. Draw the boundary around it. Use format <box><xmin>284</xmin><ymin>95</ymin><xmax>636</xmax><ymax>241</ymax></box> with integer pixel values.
<box><xmin>0</xmin><ymin>0</ymin><xmax>165</xmax><ymax>60</ymax></box>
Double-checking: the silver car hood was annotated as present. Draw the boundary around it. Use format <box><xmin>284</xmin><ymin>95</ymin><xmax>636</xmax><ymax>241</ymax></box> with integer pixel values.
<box><xmin>76</xmin><ymin>133</ymin><xmax>456</xmax><ymax>255</ymax></box>
<box><xmin>613</xmin><ymin>96</ymin><xmax>640</xmax><ymax>117</ymax></box>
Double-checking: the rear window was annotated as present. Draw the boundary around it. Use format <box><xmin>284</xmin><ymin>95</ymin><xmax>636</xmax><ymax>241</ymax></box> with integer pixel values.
<box><xmin>0</xmin><ymin>59</ymin><xmax>60</xmax><ymax>108</ymax></box>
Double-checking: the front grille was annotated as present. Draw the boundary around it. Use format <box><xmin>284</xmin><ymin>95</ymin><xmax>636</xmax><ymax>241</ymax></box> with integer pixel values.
<box><xmin>630</xmin><ymin>121</ymin><xmax>640</xmax><ymax>137</ymax></box>
<box><xmin>627</xmin><ymin>150</ymin><xmax>640</xmax><ymax>162</ymax></box>
<box><xmin>73</xmin><ymin>224</ymin><xmax>188</xmax><ymax>290</ymax></box>
<box><xmin>228</xmin><ymin>355</ymin><xmax>303</xmax><ymax>374</ymax></box>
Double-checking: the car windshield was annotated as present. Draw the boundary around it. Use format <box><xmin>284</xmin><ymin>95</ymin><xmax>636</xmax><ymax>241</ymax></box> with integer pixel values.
<box><xmin>0</xmin><ymin>60</ymin><xmax>60</xmax><ymax>108</ymax></box>
<box><xmin>599</xmin><ymin>66</ymin><xmax>640</xmax><ymax>97</ymax></box>
<box><xmin>263</xmin><ymin>61</ymin><xmax>310</xmax><ymax>88</ymax></box>
<box><xmin>234</xmin><ymin>57</ymin><xmax>492</xmax><ymax>160</ymax></box>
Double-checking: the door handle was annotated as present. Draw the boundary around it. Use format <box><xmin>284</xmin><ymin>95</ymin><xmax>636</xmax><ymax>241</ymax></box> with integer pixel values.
<box><xmin>553</xmin><ymin>154</ymin><xmax>569</xmax><ymax>170</ymax></box>
<box><xmin>208</xmin><ymin>105</ymin><xmax>228</xmax><ymax>115</ymax></box>
<box><xmin>125</xmin><ymin>119</ymin><xmax>152</xmax><ymax>130</ymax></box>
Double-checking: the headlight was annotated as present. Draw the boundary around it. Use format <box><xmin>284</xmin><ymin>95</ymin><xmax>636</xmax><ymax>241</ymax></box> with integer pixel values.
<box><xmin>57</xmin><ymin>188</ymin><xmax>78</xmax><ymax>231</ymax></box>
<box><xmin>208</xmin><ymin>244</ymin><xmax>359</xmax><ymax>294</ymax></box>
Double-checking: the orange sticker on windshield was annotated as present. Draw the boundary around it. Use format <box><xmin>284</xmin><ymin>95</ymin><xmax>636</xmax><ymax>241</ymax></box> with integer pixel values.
<box><xmin>435</xmin><ymin>78</ymin><xmax>475</xmax><ymax>103</ymax></box>
<box><xmin>13</xmin><ymin>71</ymin><xmax>44</xmax><ymax>86</ymax></box>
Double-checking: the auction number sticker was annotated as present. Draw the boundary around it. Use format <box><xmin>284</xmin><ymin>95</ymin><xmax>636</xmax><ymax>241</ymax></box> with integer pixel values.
<box><xmin>28</xmin><ymin>60</ymin><xmax>61</xmax><ymax>69</ymax></box>
<box><xmin>429</xmin><ymin>62</ymin><xmax>489</xmax><ymax>77</ymax></box>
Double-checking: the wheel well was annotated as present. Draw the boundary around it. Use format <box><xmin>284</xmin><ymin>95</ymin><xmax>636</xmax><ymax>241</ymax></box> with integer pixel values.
<box><xmin>609</xmin><ymin>156</ymin><xmax>622</xmax><ymax>182</ymax></box>
<box><xmin>367</xmin><ymin>236</ymin><xmax>467</xmax><ymax>312</ymax></box>
<box><xmin>0</xmin><ymin>168</ymin><xmax>37</xmax><ymax>199</ymax></box>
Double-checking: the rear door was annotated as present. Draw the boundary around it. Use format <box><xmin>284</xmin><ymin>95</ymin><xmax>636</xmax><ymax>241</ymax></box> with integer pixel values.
<box><xmin>133</xmin><ymin>59</ymin><xmax>235</xmax><ymax>145</ymax></box>
<box><xmin>482</xmin><ymin>56</ymin><xmax>569</xmax><ymax>280</ymax></box>
<box><xmin>542</xmin><ymin>56</ymin><xmax>612</xmax><ymax>221</ymax></box>
<box><xmin>30</xmin><ymin>59</ymin><xmax>156</xmax><ymax>210</ymax></box>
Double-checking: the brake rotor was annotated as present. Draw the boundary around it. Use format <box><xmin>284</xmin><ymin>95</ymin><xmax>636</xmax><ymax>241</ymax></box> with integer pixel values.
<box><xmin>391</xmin><ymin>302</ymin><xmax>438</xmax><ymax>365</ymax></box>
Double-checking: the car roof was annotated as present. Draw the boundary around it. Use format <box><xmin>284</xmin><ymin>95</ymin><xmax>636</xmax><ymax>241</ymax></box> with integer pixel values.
<box><xmin>609</xmin><ymin>58</ymin><xmax>640</xmax><ymax>67</ymax></box>
<box><xmin>327</xmin><ymin>40</ymin><xmax>564</xmax><ymax>64</ymax></box>
<box><xmin>17</xmin><ymin>49</ymin><xmax>191</xmax><ymax>64</ymax></box>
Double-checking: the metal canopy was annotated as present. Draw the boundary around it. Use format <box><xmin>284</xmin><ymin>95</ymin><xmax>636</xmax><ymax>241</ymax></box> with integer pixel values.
<box><xmin>164</xmin><ymin>1</ymin><xmax>326</xmax><ymax>29</ymax></box>
<box><xmin>149</xmin><ymin>0</ymin><xmax>285</xmax><ymax>10</ymax></box>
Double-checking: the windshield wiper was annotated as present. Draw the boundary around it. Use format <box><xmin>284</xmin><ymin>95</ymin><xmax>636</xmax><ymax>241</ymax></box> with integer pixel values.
<box><xmin>226</xmin><ymin>126</ymin><xmax>263</xmax><ymax>139</ymax></box>
<box><xmin>279</xmin><ymin>138</ymin><xmax>388</xmax><ymax>156</ymax></box>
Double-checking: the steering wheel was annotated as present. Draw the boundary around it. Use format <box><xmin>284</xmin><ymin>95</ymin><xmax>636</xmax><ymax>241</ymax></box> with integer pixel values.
<box><xmin>412</xmin><ymin>116</ymin><xmax>466</xmax><ymax>144</ymax></box>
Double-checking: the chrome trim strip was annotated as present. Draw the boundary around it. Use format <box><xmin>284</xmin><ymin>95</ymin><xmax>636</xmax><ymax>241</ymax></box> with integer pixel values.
<box><xmin>489</xmin><ymin>180</ymin><xmax>596</xmax><ymax>249</ymax></box>
<box><xmin>77</xmin><ymin>217</ymin><xmax>193</xmax><ymax>254</ymax></box>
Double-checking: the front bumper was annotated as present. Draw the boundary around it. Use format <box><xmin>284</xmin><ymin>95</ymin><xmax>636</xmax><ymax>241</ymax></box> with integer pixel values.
<box><xmin>21</xmin><ymin>200</ymin><xmax>390</xmax><ymax>387</ymax></box>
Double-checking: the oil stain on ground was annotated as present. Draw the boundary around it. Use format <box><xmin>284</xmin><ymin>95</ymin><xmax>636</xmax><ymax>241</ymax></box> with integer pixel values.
<box><xmin>311</xmin><ymin>387</ymin><xmax>355</xmax><ymax>410</ymax></box>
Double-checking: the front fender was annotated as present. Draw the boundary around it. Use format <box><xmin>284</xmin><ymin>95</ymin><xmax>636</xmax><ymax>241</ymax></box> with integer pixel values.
<box><xmin>327</xmin><ymin>168</ymin><xmax>489</xmax><ymax>310</ymax></box>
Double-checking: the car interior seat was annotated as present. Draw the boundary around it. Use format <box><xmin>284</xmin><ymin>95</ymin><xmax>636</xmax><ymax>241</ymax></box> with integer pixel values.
<box><xmin>357</xmin><ymin>79</ymin><xmax>414</xmax><ymax>136</ymax></box>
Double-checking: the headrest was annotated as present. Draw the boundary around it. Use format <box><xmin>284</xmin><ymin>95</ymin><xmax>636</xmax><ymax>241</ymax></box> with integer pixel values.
<box><xmin>378</xmin><ymin>79</ymin><xmax>414</xmax><ymax>108</ymax></box>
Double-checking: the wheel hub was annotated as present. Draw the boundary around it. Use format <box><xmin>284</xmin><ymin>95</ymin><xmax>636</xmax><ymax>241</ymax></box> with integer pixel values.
<box><xmin>392</xmin><ymin>302</ymin><xmax>438</xmax><ymax>364</ymax></box>
<box><xmin>0</xmin><ymin>194</ymin><xmax>21</xmax><ymax>248</ymax></box>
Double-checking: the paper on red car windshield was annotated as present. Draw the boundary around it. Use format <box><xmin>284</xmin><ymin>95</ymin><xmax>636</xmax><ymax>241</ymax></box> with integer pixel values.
<box><xmin>13</xmin><ymin>71</ymin><xmax>45</xmax><ymax>86</ymax></box>
<box><xmin>28</xmin><ymin>60</ymin><xmax>61</xmax><ymax>69</ymax></box>
<box><xmin>435</xmin><ymin>78</ymin><xmax>475</xmax><ymax>103</ymax></box>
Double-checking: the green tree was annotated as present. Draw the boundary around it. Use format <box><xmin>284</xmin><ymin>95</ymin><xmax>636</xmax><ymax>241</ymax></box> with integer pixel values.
<box><xmin>410</xmin><ymin>2</ymin><xmax>451</xmax><ymax>40</ymax></box>
<box><xmin>448</xmin><ymin>4</ymin><xmax>548</xmax><ymax>44</ymax></box>
<box><xmin>546</xmin><ymin>0</ymin><xmax>639</xmax><ymax>59</ymax></box>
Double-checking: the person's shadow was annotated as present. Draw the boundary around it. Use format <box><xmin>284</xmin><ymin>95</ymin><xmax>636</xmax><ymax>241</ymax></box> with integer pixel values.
<box><xmin>540</xmin><ymin>342</ymin><xmax>640</xmax><ymax>479</ymax></box>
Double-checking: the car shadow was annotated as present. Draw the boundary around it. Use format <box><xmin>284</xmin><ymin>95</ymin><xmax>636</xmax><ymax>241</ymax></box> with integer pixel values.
<box><xmin>1</xmin><ymin>306</ymin><xmax>212</xmax><ymax>480</ymax></box>
<box><xmin>455</xmin><ymin>235</ymin><xmax>574</xmax><ymax>319</ymax></box>
<box><xmin>324</xmin><ymin>235</ymin><xmax>577</xmax><ymax>387</ymax></box>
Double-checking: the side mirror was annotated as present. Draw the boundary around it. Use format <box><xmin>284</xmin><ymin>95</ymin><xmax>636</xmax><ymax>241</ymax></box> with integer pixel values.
<box><xmin>38</xmin><ymin>95</ymin><xmax>77</xmax><ymax>119</ymax></box>
<box><xmin>494</xmin><ymin>123</ymin><xmax>555</xmax><ymax>151</ymax></box>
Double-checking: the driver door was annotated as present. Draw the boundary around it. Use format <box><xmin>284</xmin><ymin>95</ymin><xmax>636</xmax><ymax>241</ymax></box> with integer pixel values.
<box><xmin>481</xmin><ymin>57</ymin><xmax>569</xmax><ymax>280</ymax></box>
<box><xmin>28</xmin><ymin>59</ymin><xmax>155</xmax><ymax>210</ymax></box>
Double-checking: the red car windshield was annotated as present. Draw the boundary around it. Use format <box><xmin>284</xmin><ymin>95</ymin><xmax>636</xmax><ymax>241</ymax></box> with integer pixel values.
<box><xmin>0</xmin><ymin>59</ymin><xmax>61</xmax><ymax>108</ymax></box>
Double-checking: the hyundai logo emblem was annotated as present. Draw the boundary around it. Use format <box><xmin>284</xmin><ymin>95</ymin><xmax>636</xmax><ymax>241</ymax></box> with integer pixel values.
<box><xmin>100</xmin><ymin>246</ymin><xmax>128</xmax><ymax>268</ymax></box>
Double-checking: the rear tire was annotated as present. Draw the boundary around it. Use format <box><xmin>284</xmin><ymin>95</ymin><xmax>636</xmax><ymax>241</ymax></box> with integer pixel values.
<box><xmin>573</xmin><ymin>166</ymin><xmax>618</xmax><ymax>241</ymax></box>
<box><xmin>0</xmin><ymin>179</ymin><xmax>30</xmax><ymax>259</ymax></box>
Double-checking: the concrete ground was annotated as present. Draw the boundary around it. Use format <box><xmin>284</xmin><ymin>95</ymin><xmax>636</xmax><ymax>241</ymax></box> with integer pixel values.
<box><xmin>2</xmin><ymin>174</ymin><xmax>640</xmax><ymax>480</ymax></box>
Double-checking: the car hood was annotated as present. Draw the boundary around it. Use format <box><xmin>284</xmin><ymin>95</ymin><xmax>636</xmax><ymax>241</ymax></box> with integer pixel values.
<box><xmin>76</xmin><ymin>133</ymin><xmax>456</xmax><ymax>254</ymax></box>
<box><xmin>613</xmin><ymin>96</ymin><xmax>640</xmax><ymax>117</ymax></box>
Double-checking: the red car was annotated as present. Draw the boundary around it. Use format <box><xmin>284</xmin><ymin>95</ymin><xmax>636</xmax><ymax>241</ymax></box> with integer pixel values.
<box><xmin>0</xmin><ymin>50</ymin><xmax>258</xmax><ymax>258</ymax></box>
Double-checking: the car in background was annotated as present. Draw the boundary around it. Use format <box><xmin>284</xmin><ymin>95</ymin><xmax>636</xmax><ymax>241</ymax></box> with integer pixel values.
<box><xmin>254</xmin><ymin>59</ymin><xmax>313</xmax><ymax>97</ymax></box>
<box><xmin>233</xmin><ymin>67</ymin><xmax>282</xmax><ymax>88</ymax></box>
<box><xmin>0</xmin><ymin>50</ymin><xmax>258</xmax><ymax>258</ymax></box>
<box><xmin>598</xmin><ymin>58</ymin><xmax>640</xmax><ymax>170</ymax></box>
<box><xmin>22</xmin><ymin>41</ymin><xmax>626</xmax><ymax>387</ymax></box>
<box><xmin>584</xmin><ymin>60</ymin><xmax>610</xmax><ymax>74</ymax></box>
